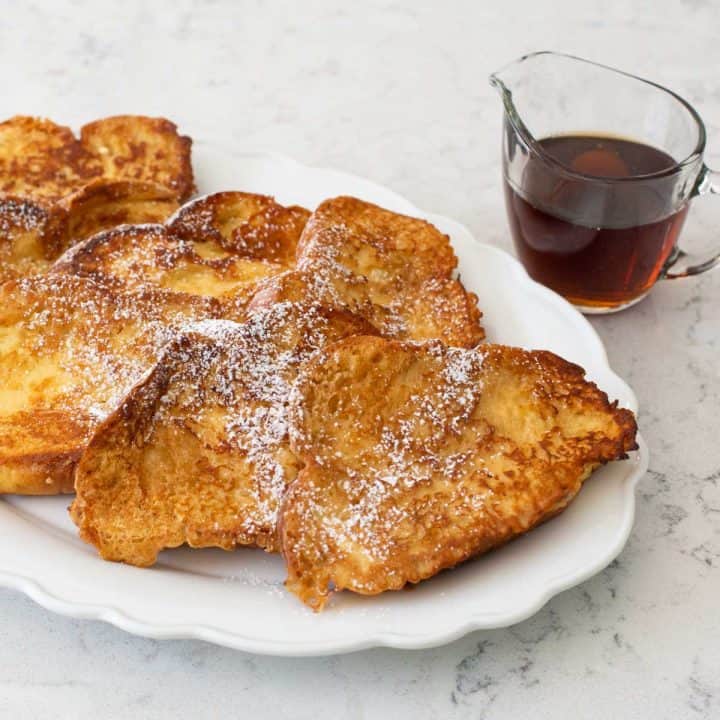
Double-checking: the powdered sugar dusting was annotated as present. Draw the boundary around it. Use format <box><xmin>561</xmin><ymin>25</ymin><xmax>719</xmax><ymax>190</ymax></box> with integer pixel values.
<box><xmin>167</xmin><ymin>192</ymin><xmax>309</xmax><ymax>265</ymax></box>
<box><xmin>3</xmin><ymin>274</ymin><xmax>212</xmax><ymax>439</ymax></box>
<box><xmin>139</xmin><ymin>299</ymin><xmax>366</xmax><ymax>539</ymax></box>
<box><xmin>290</xmin><ymin>342</ymin><xmax>487</xmax><ymax>566</ymax></box>
<box><xmin>296</xmin><ymin>202</ymin><xmax>483</xmax><ymax>346</ymax></box>
<box><xmin>0</xmin><ymin>199</ymin><xmax>52</xmax><ymax>234</ymax></box>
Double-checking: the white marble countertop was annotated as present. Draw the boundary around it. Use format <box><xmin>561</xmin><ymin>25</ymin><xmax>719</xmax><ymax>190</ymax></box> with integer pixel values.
<box><xmin>2</xmin><ymin>0</ymin><xmax>719</xmax><ymax>717</ymax></box>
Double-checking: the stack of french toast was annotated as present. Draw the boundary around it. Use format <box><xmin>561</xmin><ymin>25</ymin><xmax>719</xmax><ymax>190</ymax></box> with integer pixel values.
<box><xmin>0</xmin><ymin>115</ymin><xmax>637</xmax><ymax>610</ymax></box>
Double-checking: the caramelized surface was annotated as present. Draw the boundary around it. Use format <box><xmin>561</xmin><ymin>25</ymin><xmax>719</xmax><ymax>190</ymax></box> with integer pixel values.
<box><xmin>168</xmin><ymin>191</ymin><xmax>310</xmax><ymax>265</ymax></box>
<box><xmin>280</xmin><ymin>336</ymin><xmax>638</xmax><ymax>609</ymax></box>
<box><xmin>52</xmin><ymin>192</ymin><xmax>310</xmax><ymax>311</ymax></box>
<box><xmin>297</xmin><ymin>196</ymin><xmax>484</xmax><ymax>347</ymax></box>
<box><xmin>79</xmin><ymin>115</ymin><xmax>194</xmax><ymax>201</ymax></box>
<box><xmin>71</xmin><ymin>303</ymin><xmax>376</xmax><ymax>565</ymax></box>
<box><xmin>0</xmin><ymin>116</ymin><xmax>100</xmax><ymax>200</ymax></box>
<box><xmin>0</xmin><ymin>115</ymin><xmax>193</xmax><ymax>282</ymax></box>
<box><xmin>0</xmin><ymin>275</ymin><xmax>216</xmax><ymax>494</ymax></box>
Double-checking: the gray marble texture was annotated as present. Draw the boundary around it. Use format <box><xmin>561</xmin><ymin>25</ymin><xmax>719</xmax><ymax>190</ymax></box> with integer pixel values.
<box><xmin>1</xmin><ymin>0</ymin><xmax>719</xmax><ymax>717</ymax></box>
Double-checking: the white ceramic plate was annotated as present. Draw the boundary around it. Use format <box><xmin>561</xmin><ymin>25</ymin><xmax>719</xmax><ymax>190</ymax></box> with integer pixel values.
<box><xmin>0</xmin><ymin>145</ymin><xmax>648</xmax><ymax>656</ymax></box>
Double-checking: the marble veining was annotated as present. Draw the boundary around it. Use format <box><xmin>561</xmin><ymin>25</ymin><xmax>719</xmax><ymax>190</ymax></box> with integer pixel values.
<box><xmin>0</xmin><ymin>0</ymin><xmax>719</xmax><ymax>718</ymax></box>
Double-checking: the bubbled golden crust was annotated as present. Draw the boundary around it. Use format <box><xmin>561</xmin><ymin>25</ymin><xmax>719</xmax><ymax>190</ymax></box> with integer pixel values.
<box><xmin>5</xmin><ymin>194</ymin><xmax>312</xmax><ymax>496</ymax></box>
<box><xmin>296</xmin><ymin>196</ymin><xmax>484</xmax><ymax>347</ymax></box>
<box><xmin>0</xmin><ymin>116</ymin><xmax>100</xmax><ymax>200</ymax></box>
<box><xmin>79</xmin><ymin>115</ymin><xmax>194</xmax><ymax>201</ymax></box>
<box><xmin>167</xmin><ymin>191</ymin><xmax>310</xmax><ymax>266</ymax></box>
<box><xmin>0</xmin><ymin>115</ymin><xmax>193</xmax><ymax>281</ymax></box>
<box><xmin>0</xmin><ymin>274</ymin><xmax>217</xmax><ymax>494</ymax></box>
<box><xmin>279</xmin><ymin>336</ymin><xmax>638</xmax><ymax>610</ymax></box>
<box><xmin>70</xmin><ymin>301</ymin><xmax>377</xmax><ymax>566</ymax></box>
<box><xmin>51</xmin><ymin>223</ymin><xmax>281</xmax><ymax>311</ymax></box>
<box><xmin>51</xmin><ymin>191</ymin><xmax>311</xmax><ymax>313</ymax></box>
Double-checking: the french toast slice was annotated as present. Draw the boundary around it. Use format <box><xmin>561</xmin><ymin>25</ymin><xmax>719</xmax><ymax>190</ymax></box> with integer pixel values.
<box><xmin>51</xmin><ymin>192</ymin><xmax>310</xmax><ymax>307</ymax></box>
<box><xmin>296</xmin><ymin>196</ymin><xmax>484</xmax><ymax>347</ymax></box>
<box><xmin>0</xmin><ymin>198</ymin><xmax>68</xmax><ymax>284</ymax></box>
<box><xmin>280</xmin><ymin>336</ymin><xmax>638</xmax><ymax>610</ymax></box>
<box><xmin>0</xmin><ymin>274</ymin><xmax>216</xmax><ymax>494</ymax></box>
<box><xmin>60</xmin><ymin>179</ymin><xmax>180</xmax><ymax>242</ymax></box>
<box><xmin>0</xmin><ymin>115</ymin><xmax>193</xmax><ymax>281</ymax></box>
<box><xmin>167</xmin><ymin>191</ymin><xmax>310</xmax><ymax>265</ymax></box>
<box><xmin>79</xmin><ymin>115</ymin><xmax>194</xmax><ymax>201</ymax></box>
<box><xmin>71</xmin><ymin>299</ymin><xmax>376</xmax><ymax>566</ymax></box>
<box><xmin>51</xmin><ymin>223</ymin><xmax>283</xmax><ymax>305</ymax></box>
<box><xmin>0</xmin><ymin>115</ymin><xmax>193</xmax><ymax>202</ymax></box>
<box><xmin>0</xmin><ymin>181</ymin><xmax>180</xmax><ymax>285</ymax></box>
<box><xmin>0</xmin><ymin>116</ymin><xmax>100</xmax><ymax>199</ymax></box>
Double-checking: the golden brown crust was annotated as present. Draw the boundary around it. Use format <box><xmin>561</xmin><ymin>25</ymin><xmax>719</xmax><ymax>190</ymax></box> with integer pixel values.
<box><xmin>51</xmin><ymin>191</ymin><xmax>311</xmax><ymax>311</ymax></box>
<box><xmin>296</xmin><ymin>197</ymin><xmax>458</xmax><ymax>277</ymax></box>
<box><xmin>79</xmin><ymin>115</ymin><xmax>194</xmax><ymax>201</ymax></box>
<box><xmin>167</xmin><ymin>191</ymin><xmax>310</xmax><ymax>265</ymax></box>
<box><xmin>0</xmin><ymin>115</ymin><xmax>193</xmax><ymax>281</ymax></box>
<box><xmin>0</xmin><ymin>116</ymin><xmax>101</xmax><ymax>200</ymax></box>
<box><xmin>71</xmin><ymin>300</ymin><xmax>377</xmax><ymax>565</ymax></box>
<box><xmin>51</xmin><ymin>223</ymin><xmax>280</xmax><ymax>310</ymax></box>
<box><xmin>296</xmin><ymin>196</ymin><xmax>484</xmax><ymax>346</ymax></box>
<box><xmin>0</xmin><ymin>197</ymin><xmax>68</xmax><ymax>283</ymax></box>
<box><xmin>60</xmin><ymin>179</ymin><xmax>180</xmax><ymax>241</ymax></box>
<box><xmin>279</xmin><ymin>336</ymin><xmax>638</xmax><ymax>610</ymax></box>
<box><xmin>0</xmin><ymin>274</ymin><xmax>217</xmax><ymax>494</ymax></box>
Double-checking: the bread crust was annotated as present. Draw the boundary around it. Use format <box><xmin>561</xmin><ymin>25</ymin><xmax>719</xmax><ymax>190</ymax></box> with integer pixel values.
<box><xmin>71</xmin><ymin>299</ymin><xmax>377</xmax><ymax>565</ymax></box>
<box><xmin>0</xmin><ymin>274</ymin><xmax>217</xmax><ymax>494</ymax></box>
<box><xmin>0</xmin><ymin>115</ymin><xmax>193</xmax><ymax>281</ymax></box>
<box><xmin>280</xmin><ymin>336</ymin><xmax>638</xmax><ymax>610</ymax></box>
<box><xmin>51</xmin><ymin>192</ymin><xmax>310</xmax><ymax>311</ymax></box>
<box><xmin>296</xmin><ymin>196</ymin><xmax>484</xmax><ymax>347</ymax></box>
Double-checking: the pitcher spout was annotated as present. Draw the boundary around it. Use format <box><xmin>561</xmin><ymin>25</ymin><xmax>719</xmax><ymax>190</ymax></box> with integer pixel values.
<box><xmin>489</xmin><ymin>51</ymin><xmax>561</xmax><ymax>151</ymax></box>
<box><xmin>490</xmin><ymin>51</ymin><xmax>705</xmax><ymax>171</ymax></box>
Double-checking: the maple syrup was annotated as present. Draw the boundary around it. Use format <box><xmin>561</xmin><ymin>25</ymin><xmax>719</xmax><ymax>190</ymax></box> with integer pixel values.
<box><xmin>504</xmin><ymin>135</ymin><xmax>688</xmax><ymax>308</ymax></box>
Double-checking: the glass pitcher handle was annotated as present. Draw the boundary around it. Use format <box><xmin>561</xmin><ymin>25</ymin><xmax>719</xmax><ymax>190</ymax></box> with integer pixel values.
<box><xmin>664</xmin><ymin>164</ymin><xmax>720</xmax><ymax>279</ymax></box>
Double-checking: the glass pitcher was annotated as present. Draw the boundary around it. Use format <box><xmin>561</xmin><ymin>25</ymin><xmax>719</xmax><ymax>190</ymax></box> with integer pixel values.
<box><xmin>490</xmin><ymin>51</ymin><xmax>720</xmax><ymax>313</ymax></box>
